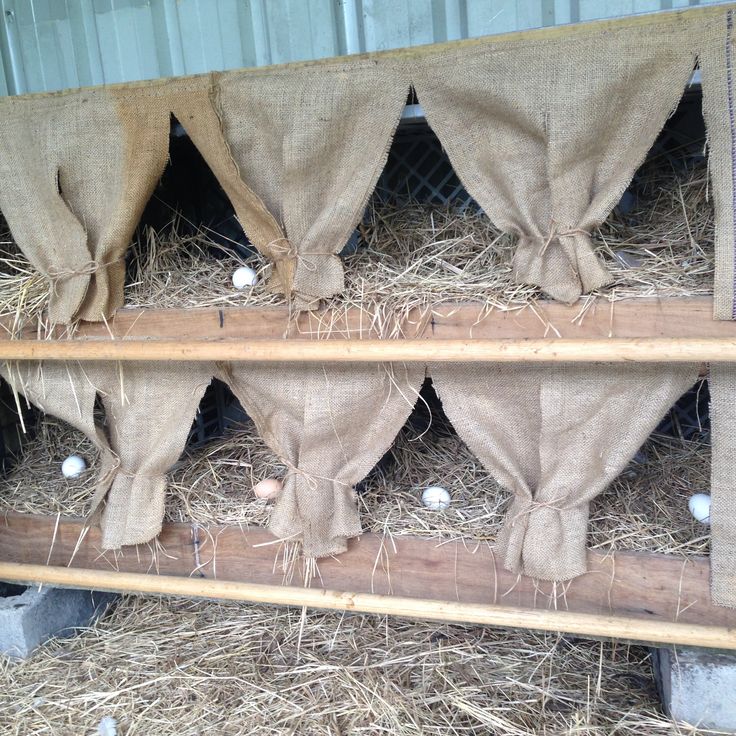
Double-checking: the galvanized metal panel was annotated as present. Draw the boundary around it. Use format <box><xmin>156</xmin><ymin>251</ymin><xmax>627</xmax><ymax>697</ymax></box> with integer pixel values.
<box><xmin>0</xmin><ymin>0</ymin><xmax>730</xmax><ymax>96</ymax></box>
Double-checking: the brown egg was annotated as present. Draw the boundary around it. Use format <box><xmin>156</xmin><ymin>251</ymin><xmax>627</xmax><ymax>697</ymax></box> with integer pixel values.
<box><xmin>254</xmin><ymin>478</ymin><xmax>283</xmax><ymax>499</ymax></box>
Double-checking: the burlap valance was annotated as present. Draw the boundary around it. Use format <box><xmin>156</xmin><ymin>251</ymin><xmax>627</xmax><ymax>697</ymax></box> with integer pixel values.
<box><xmin>0</xmin><ymin>7</ymin><xmax>731</xmax><ymax>321</ymax></box>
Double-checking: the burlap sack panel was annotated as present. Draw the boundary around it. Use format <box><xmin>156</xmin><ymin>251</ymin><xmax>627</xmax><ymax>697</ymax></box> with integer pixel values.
<box><xmin>430</xmin><ymin>362</ymin><xmax>698</xmax><ymax>581</ymax></box>
<box><xmin>0</xmin><ymin>87</ymin><xmax>171</xmax><ymax>324</ymax></box>
<box><xmin>217</xmin><ymin>361</ymin><xmax>425</xmax><ymax>557</ymax></box>
<box><xmin>412</xmin><ymin>26</ymin><xmax>699</xmax><ymax>305</ymax></box>
<box><xmin>216</xmin><ymin>64</ymin><xmax>410</xmax><ymax>309</ymax></box>
<box><xmin>0</xmin><ymin>359</ymin><xmax>212</xmax><ymax>549</ymax></box>
<box><xmin>699</xmin><ymin>11</ymin><xmax>736</xmax><ymax>320</ymax></box>
<box><xmin>707</xmin><ymin>364</ymin><xmax>736</xmax><ymax>607</ymax></box>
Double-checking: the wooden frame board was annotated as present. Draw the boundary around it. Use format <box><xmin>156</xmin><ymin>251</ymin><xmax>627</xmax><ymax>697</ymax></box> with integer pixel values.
<box><xmin>1</xmin><ymin>513</ymin><xmax>734</xmax><ymax>649</ymax></box>
<box><xmin>1</xmin><ymin>297</ymin><xmax>734</xmax><ymax>363</ymax></box>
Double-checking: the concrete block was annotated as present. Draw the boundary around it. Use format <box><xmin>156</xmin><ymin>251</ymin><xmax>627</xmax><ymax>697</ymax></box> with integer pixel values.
<box><xmin>0</xmin><ymin>582</ymin><xmax>116</xmax><ymax>659</ymax></box>
<box><xmin>652</xmin><ymin>646</ymin><xmax>736</xmax><ymax>733</ymax></box>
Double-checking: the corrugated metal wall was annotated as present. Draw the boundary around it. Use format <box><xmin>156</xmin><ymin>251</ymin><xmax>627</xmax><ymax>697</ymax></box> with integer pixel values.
<box><xmin>0</xmin><ymin>0</ymin><xmax>728</xmax><ymax>96</ymax></box>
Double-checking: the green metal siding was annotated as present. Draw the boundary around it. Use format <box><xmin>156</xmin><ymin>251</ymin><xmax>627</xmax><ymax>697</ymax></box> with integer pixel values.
<box><xmin>0</xmin><ymin>0</ymin><xmax>728</xmax><ymax>95</ymax></box>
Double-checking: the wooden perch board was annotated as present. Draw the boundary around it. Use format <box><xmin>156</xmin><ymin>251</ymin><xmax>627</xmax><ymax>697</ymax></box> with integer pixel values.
<box><xmin>1</xmin><ymin>297</ymin><xmax>735</xmax><ymax>362</ymax></box>
<box><xmin>8</xmin><ymin>297</ymin><xmax>735</xmax><ymax>341</ymax></box>
<box><xmin>1</xmin><ymin>513</ymin><xmax>734</xmax><ymax>649</ymax></box>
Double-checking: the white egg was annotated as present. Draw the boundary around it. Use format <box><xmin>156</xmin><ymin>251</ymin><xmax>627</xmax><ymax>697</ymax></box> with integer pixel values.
<box><xmin>61</xmin><ymin>454</ymin><xmax>87</xmax><ymax>479</ymax></box>
<box><xmin>232</xmin><ymin>266</ymin><xmax>258</xmax><ymax>289</ymax></box>
<box><xmin>97</xmin><ymin>716</ymin><xmax>118</xmax><ymax>736</ymax></box>
<box><xmin>688</xmin><ymin>493</ymin><xmax>711</xmax><ymax>524</ymax></box>
<box><xmin>422</xmin><ymin>486</ymin><xmax>451</xmax><ymax>511</ymax></box>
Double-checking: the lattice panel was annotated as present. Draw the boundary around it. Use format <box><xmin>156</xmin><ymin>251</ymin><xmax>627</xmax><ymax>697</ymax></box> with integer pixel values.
<box><xmin>374</xmin><ymin>126</ymin><xmax>478</xmax><ymax>209</ymax></box>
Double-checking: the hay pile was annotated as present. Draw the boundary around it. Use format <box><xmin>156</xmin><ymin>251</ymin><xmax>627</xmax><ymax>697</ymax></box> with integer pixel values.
<box><xmin>0</xmin><ymin>410</ymin><xmax>712</xmax><ymax>736</ymax></box>
<box><xmin>0</xmin><ymin>403</ymin><xmax>711</xmax><ymax>558</ymax></box>
<box><xmin>0</xmin><ymin>158</ymin><xmax>713</xmax><ymax>333</ymax></box>
<box><xmin>122</xmin><ymin>157</ymin><xmax>713</xmax><ymax>320</ymax></box>
<box><xmin>0</xmin><ymin>593</ymin><xmax>688</xmax><ymax>735</ymax></box>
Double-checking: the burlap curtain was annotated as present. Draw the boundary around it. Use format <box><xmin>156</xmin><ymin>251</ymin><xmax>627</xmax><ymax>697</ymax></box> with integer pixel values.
<box><xmin>700</xmin><ymin>11</ymin><xmax>736</xmax><ymax>320</ymax></box>
<box><xmin>152</xmin><ymin>76</ymin><xmax>291</xmax><ymax>294</ymax></box>
<box><xmin>0</xmin><ymin>360</ymin><xmax>122</xmax><ymax>531</ymax></box>
<box><xmin>413</xmin><ymin>22</ymin><xmax>698</xmax><ymax>303</ymax></box>
<box><xmin>1</xmin><ymin>360</ymin><xmax>211</xmax><ymax>550</ymax></box>
<box><xmin>0</xmin><ymin>88</ymin><xmax>170</xmax><ymax>324</ymax></box>
<box><xmin>0</xmin><ymin>8</ymin><xmax>730</xmax><ymax>318</ymax></box>
<box><xmin>431</xmin><ymin>363</ymin><xmax>698</xmax><ymax>580</ymax></box>
<box><xmin>218</xmin><ymin>362</ymin><xmax>424</xmax><ymax>557</ymax></box>
<box><xmin>0</xmin><ymin>360</ymin><xmax>112</xmax><ymax>473</ymax></box>
<box><xmin>92</xmin><ymin>361</ymin><xmax>213</xmax><ymax>549</ymax></box>
<box><xmin>217</xmin><ymin>62</ymin><xmax>409</xmax><ymax>308</ymax></box>
<box><xmin>707</xmin><ymin>365</ymin><xmax>736</xmax><ymax>607</ymax></box>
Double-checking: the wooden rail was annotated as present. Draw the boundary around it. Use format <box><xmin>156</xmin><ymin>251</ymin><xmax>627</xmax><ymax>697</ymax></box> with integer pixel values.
<box><xmin>1</xmin><ymin>513</ymin><xmax>734</xmax><ymax>649</ymax></box>
<box><xmin>0</xmin><ymin>336</ymin><xmax>732</xmax><ymax>362</ymax></box>
<box><xmin>1</xmin><ymin>298</ymin><xmax>735</xmax><ymax>362</ymax></box>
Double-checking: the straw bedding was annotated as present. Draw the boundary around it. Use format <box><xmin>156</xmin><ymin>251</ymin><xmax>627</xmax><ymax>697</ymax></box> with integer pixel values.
<box><xmin>124</xmin><ymin>156</ymin><xmax>714</xmax><ymax>317</ymax></box>
<box><xmin>0</xmin><ymin>411</ymin><xmax>712</xmax><ymax>735</ymax></box>
<box><xmin>0</xmin><ymin>592</ymin><xmax>693</xmax><ymax>736</ymax></box>
<box><xmin>0</xmin><ymin>399</ymin><xmax>711</xmax><ymax>558</ymax></box>
<box><xmin>0</xmin><ymin>157</ymin><xmax>713</xmax><ymax>332</ymax></box>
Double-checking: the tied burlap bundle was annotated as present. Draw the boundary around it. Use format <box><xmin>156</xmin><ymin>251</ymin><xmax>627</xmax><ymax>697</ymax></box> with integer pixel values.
<box><xmin>707</xmin><ymin>365</ymin><xmax>736</xmax><ymax>607</ymax></box>
<box><xmin>431</xmin><ymin>363</ymin><xmax>697</xmax><ymax>581</ymax></box>
<box><xmin>1</xmin><ymin>360</ymin><xmax>212</xmax><ymax>549</ymax></box>
<box><xmin>0</xmin><ymin>87</ymin><xmax>170</xmax><ymax>323</ymax></box>
<box><xmin>217</xmin><ymin>61</ymin><xmax>409</xmax><ymax>308</ymax></box>
<box><xmin>218</xmin><ymin>361</ymin><xmax>424</xmax><ymax>557</ymax></box>
<box><xmin>413</xmin><ymin>18</ymin><xmax>699</xmax><ymax>303</ymax></box>
<box><xmin>93</xmin><ymin>361</ymin><xmax>213</xmax><ymax>549</ymax></box>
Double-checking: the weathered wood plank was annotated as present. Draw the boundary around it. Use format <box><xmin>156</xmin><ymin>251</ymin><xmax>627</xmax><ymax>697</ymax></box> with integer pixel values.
<box><xmin>0</xmin><ymin>299</ymin><xmax>731</xmax><ymax>364</ymax></box>
<box><xmin>0</xmin><ymin>513</ymin><xmax>732</xmax><ymax>639</ymax></box>
<box><xmin>18</xmin><ymin>297</ymin><xmax>736</xmax><ymax>341</ymax></box>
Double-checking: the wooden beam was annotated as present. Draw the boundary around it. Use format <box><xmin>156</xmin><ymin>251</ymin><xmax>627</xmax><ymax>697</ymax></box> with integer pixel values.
<box><xmin>1</xmin><ymin>298</ymin><xmax>733</xmax><ymax>363</ymax></box>
<box><xmin>17</xmin><ymin>297</ymin><xmax>736</xmax><ymax>341</ymax></box>
<box><xmin>0</xmin><ymin>336</ymin><xmax>732</xmax><ymax>363</ymax></box>
<box><xmin>4</xmin><ymin>561</ymin><xmax>732</xmax><ymax>650</ymax></box>
<box><xmin>1</xmin><ymin>513</ymin><xmax>734</xmax><ymax>648</ymax></box>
